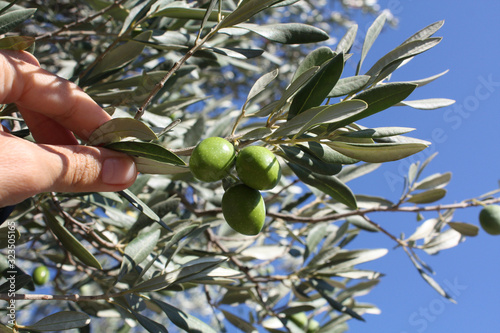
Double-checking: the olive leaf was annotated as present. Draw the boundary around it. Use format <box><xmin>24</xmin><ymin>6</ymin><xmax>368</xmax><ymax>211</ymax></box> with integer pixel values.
<box><xmin>130</xmin><ymin>258</ymin><xmax>225</xmax><ymax>292</ymax></box>
<box><xmin>336</xmin><ymin>24</ymin><xmax>358</xmax><ymax>54</ymax></box>
<box><xmin>406</xmin><ymin>251</ymin><xmax>456</xmax><ymax>302</ymax></box>
<box><xmin>279</xmin><ymin>145</ymin><xmax>342</xmax><ymax>175</ymax></box>
<box><xmin>291</xmin><ymin>46</ymin><xmax>333</xmax><ymax>82</ymax></box>
<box><xmin>271</xmin><ymin>99</ymin><xmax>367</xmax><ymax>138</ymax></box>
<box><xmin>0</xmin><ymin>35</ymin><xmax>35</xmax><ymax>50</ymax></box>
<box><xmin>340</xmin><ymin>126</ymin><xmax>415</xmax><ymax>139</ymax></box>
<box><xmin>288</xmin><ymin>52</ymin><xmax>345</xmax><ymax>119</ymax></box>
<box><xmin>117</xmin><ymin>228</ymin><xmax>161</xmax><ymax>281</ymax></box>
<box><xmin>43</xmin><ymin>207</ymin><xmax>102</xmax><ymax>270</ymax></box>
<box><xmin>288</xmin><ymin>163</ymin><xmax>357</xmax><ymax>209</ymax></box>
<box><xmin>152</xmin><ymin>6</ymin><xmax>231</xmax><ymax>21</ymax></box>
<box><xmin>414</xmin><ymin>172</ymin><xmax>452</xmax><ymax>190</ymax></box>
<box><xmin>209</xmin><ymin>46</ymin><xmax>264</xmax><ymax>59</ymax></box>
<box><xmin>234</xmin><ymin>22</ymin><xmax>329</xmax><ymax>44</ymax></box>
<box><xmin>129</xmin><ymin>309</ymin><xmax>168</xmax><ymax>333</ymax></box>
<box><xmin>153</xmin><ymin>299</ymin><xmax>218</xmax><ymax>333</ymax></box>
<box><xmin>407</xmin><ymin>188</ymin><xmax>447</xmax><ymax>204</ymax></box>
<box><xmin>347</xmin><ymin>215</ymin><xmax>379</xmax><ymax>232</ymax></box>
<box><xmin>254</xmin><ymin>66</ymin><xmax>319</xmax><ymax>117</ymax></box>
<box><xmin>198</xmin><ymin>0</ymin><xmax>220</xmax><ymax>34</ymax></box>
<box><xmin>400</xmin><ymin>70</ymin><xmax>449</xmax><ymax>88</ymax></box>
<box><xmin>356</xmin><ymin>12</ymin><xmax>386</xmax><ymax>75</ymax></box>
<box><xmin>0</xmin><ymin>8</ymin><xmax>36</xmax><ymax>35</ymax></box>
<box><xmin>310</xmin><ymin>278</ymin><xmax>365</xmax><ymax>321</ymax></box>
<box><xmin>328</xmin><ymin>75</ymin><xmax>370</xmax><ymax>98</ymax></box>
<box><xmin>364</xmin><ymin>38</ymin><xmax>442</xmax><ymax>85</ymax></box>
<box><xmin>88</xmin><ymin>118</ymin><xmax>158</xmax><ymax>146</ymax></box>
<box><xmin>402</xmin><ymin>20</ymin><xmax>445</xmax><ymax>44</ymax></box>
<box><xmin>300</xmin><ymin>141</ymin><xmax>359</xmax><ymax>164</ymax></box>
<box><xmin>327</xmin><ymin>83</ymin><xmax>418</xmax><ymax>131</ymax></box>
<box><xmin>0</xmin><ymin>266</ymin><xmax>33</xmax><ymax>292</ymax></box>
<box><xmin>337</xmin><ymin>163</ymin><xmax>381</xmax><ymax>183</ymax></box>
<box><xmin>398</xmin><ymin>98</ymin><xmax>455</xmax><ymax>110</ymax></box>
<box><xmin>221</xmin><ymin>310</ymin><xmax>257</xmax><ymax>332</ymax></box>
<box><xmin>87</xmin><ymin>0</ymin><xmax>128</xmax><ymax>21</ymax></box>
<box><xmin>133</xmin><ymin>157</ymin><xmax>190</xmax><ymax>175</ymax></box>
<box><xmin>105</xmin><ymin>141</ymin><xmax>185</xmax><ymax>165</ymax></box>
<box><xmin>219</xmin><ymin>0</ymin><xmax>282</xmax><ymax>29</ymax></box>
<box><xmin>84</xmin><ymin>30</ymin><xmax>152</xmax><ymax>83</ymax></box>
<box><xmin>245</xmin><ymin>69</ymin><xmax>279</xmax><ymax>106</ymax></box>
<box><xmin>448</xmin><ymin>222</ymin><xmax>479</xmax><ymax>237</ymax></box>
<box><xmin>17</xmin><ymin>311</ymin><xmax>91</xmax><ymax>332</ymax></box>
<box><xmin>328</xmin><ymin>141</ymin><xmax>428</xmax><ymax>163</ymax></box>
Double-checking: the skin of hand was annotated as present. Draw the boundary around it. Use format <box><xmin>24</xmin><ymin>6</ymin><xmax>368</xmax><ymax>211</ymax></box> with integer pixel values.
<box><xmin>0</xmin><ymin>50</ymin><xmax>137</xmax><ymax>207</ymax></box>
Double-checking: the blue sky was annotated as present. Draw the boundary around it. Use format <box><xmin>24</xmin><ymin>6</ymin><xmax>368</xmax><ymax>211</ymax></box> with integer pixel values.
<box><xmin>342</xmin><ymin>1</ymin><xmax>500</xmax><ymax>332</ymax></box>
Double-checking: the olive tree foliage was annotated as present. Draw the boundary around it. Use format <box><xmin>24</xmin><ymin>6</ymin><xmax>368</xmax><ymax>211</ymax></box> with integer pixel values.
<box><xmin>0</xmin><ymin>0</ymin><xmax>499</xmax><ymax>332</ymax></box>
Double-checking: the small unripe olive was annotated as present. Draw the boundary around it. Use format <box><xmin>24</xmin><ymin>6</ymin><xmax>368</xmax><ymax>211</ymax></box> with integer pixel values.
<box><xmin>33</xmin><ymin>265</ymin><xmax>50</xmax><ymax>286</ymax></box>
<box><xmin>479</xmin><ymin>205</ymin><xmax>500</xmax><ymax>235</ymax></box>
<box><xmin>307</xmin><ymin>319</ymin><xmax>320</xmax><ymax>333</ymax></box>
<box><xmin>236</xmin><ymin>146</ymin><xmax>281</xmax><ymax>190</ymax></box>
<box><xmin>189</xmin><ymin>137</ymin><xmax>235</xmax><ymax>182</ymax></box>
<box><xmin>289</xmin><ymin>312</ymin><xmax>308</xmax><ymax>328</ymax></box>
<box><xmin>222</xmin><ymin>184</ymin><xmax>265</xmax><ymax>235</ymax></box>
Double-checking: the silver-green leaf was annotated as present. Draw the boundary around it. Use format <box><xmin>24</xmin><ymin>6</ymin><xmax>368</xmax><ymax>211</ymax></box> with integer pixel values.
<box><xmin>407</xmin><ymin>188</ymin><xmax>447</xmax><ymax>204</ymax></box>
<box><xmin>88</xmin><ymin>118</ymin><xmax>158</xmax><ymax>146</ymax></box>
<box><xmin>398</xmin><ymin>98</ymin><xmax>455</xmax><ymax>110</ymax></box>
<box><xmin>118</xmin><ymin>228</ymin><xmax>161</xmax><ymax>281</ymax></box>
<box><xmin>235</xmin><ymin>22</ymin><xmax>329</xmax><ymax>44</ymax></box>
<box><xmin>329</xmin><ymin>141</ymin><xmax>428</xmax><ymax>163</ymax></box>
<box><xmin>19</xmin><ymin>311</ymin><xmax>90</xmax><ymax>332</ymax></box>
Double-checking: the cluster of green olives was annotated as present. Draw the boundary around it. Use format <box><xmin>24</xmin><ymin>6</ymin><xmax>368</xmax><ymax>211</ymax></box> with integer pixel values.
<box><xmin>189</xmin><ymin>137</ymin><xmax>281</xmax><ymax>235</ymax></box>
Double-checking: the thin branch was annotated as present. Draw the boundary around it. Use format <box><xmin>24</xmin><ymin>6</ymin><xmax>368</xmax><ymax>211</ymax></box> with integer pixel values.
<box><xmin>134</xmin><ymin>22</ymin><xmax>224</xmax><ymax>119</ymax></box>
<box><xmin>362</xmin><ymin>214</ymin><xmax>407</xmax><ymax>247</ymax></box>
<box><xmin>205</xmin><ymin>228</ymin><xmax>286</xmax><ymax>327</ymax></box>
<box><xmin>35</xmin><ymin>0</ymin><xmax>127</xmax><ymax>42</ymax></box>
<box><xmin>51</xmin><ymin>194</ymin><xmax>92</xmax><ymax>232</ymax></box>
<box><xmin>180</xmin><ymin>191</ymin><xmax>500</xmax><ymax>224</ymax></box>
<box><xmin>268</xmin><ymin>196</ymin><xmax>500</xmax><ymax>224</ymax></box>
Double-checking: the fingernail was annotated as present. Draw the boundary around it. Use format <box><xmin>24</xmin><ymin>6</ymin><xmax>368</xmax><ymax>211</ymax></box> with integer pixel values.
<box><xmin>102</xmin><ymin>157</ymin><xmax>136</xmax><ymax>185</ymax></box>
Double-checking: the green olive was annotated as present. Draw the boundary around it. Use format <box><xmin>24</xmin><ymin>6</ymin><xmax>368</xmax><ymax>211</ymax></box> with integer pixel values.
<box><xmin>307</xmin><ymin>319</ymin><xmax>320</xmax><ymax>333</ymax></box>
<box><xmin>236</xmin><ymin>146</ymin><xmax>281</xmax><ymax>190</ymax></box>
<box><xmin>289</xmin><ymin>312</ymin><xmax>308</xmax><ymax>328</ymax></box>
<box><xmin>479</xmin><ymin>205</ymin><xmax>500</xmax><ymax>235</ymax></box>
<box><xmin>222</xmin><ymin>184</ymin><xmax>265</xmax><ymax>235</ymax></box>
<box><xmin>33</xmin><ymin>265</ymin><xmax>50</xmax><ymax>286</ymax></box>
<box><xmin>189</xmin><ymin>137</ymin><xmax>235</xmax><ymax>182</ymax></box>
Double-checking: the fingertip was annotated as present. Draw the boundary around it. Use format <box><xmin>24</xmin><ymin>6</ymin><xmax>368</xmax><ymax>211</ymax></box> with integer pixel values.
<box><xmin>102</xmin><ymin>156</ymin><xmax>137</xmax><ymax>186</ymax></box>
<box><xmin>0</xmin><ymin>49</ymin><xmax>40</xmax><ymax>67</ymax></box>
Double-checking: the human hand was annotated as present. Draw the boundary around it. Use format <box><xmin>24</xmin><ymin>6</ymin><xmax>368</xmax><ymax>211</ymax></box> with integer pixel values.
<box><xmin>0</xmin><ymin>50</ymin><xmax>137</xmax><ymax>207</ymax></box>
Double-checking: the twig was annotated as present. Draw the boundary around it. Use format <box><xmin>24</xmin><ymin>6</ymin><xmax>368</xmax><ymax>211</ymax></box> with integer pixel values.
<box><xmin>205</xmin><ymin>229</ymin><xmax>285</xmax><ymax>325</ymax></box>
<box><xmin>51</xmin><ymin>194</ymin><xmax>92</xmax><ymax>232</ymax></box>
<box><xmin>180</xmin><ymin>191</ymin><xmax>500</xmax><ymax>224</ymax></box>
<box><xmin>268</xmin><ymin>196</ymin><xmax>500</xmax><ymax>224</ymax></box>
<box><xmin>134</xmin><ymin>21</ymin><xmax>224</xmax><ymax>119</ymax></box>
<box><xmin>35</xmin><ymin>0</ymin><xmax>127</xmax><ymax>42</ymax></box>
<box><xmin>362</xmin><ymin>214</ymin><xmax>407</xmax><ymax>247</ymax></box>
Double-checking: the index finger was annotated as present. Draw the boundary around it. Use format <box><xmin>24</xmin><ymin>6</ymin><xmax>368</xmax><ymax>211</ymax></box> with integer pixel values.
<box><xmin>0</xmin><ymin>50</ymin><xmax>111</xmax><ymax>141</ymax></box>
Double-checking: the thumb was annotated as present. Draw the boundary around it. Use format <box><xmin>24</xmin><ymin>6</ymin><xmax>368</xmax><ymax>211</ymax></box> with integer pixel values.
<box><xmin>0</xmin><ymin>134</ymin><xmax>137</xmax><ymax>206</ymax></box>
